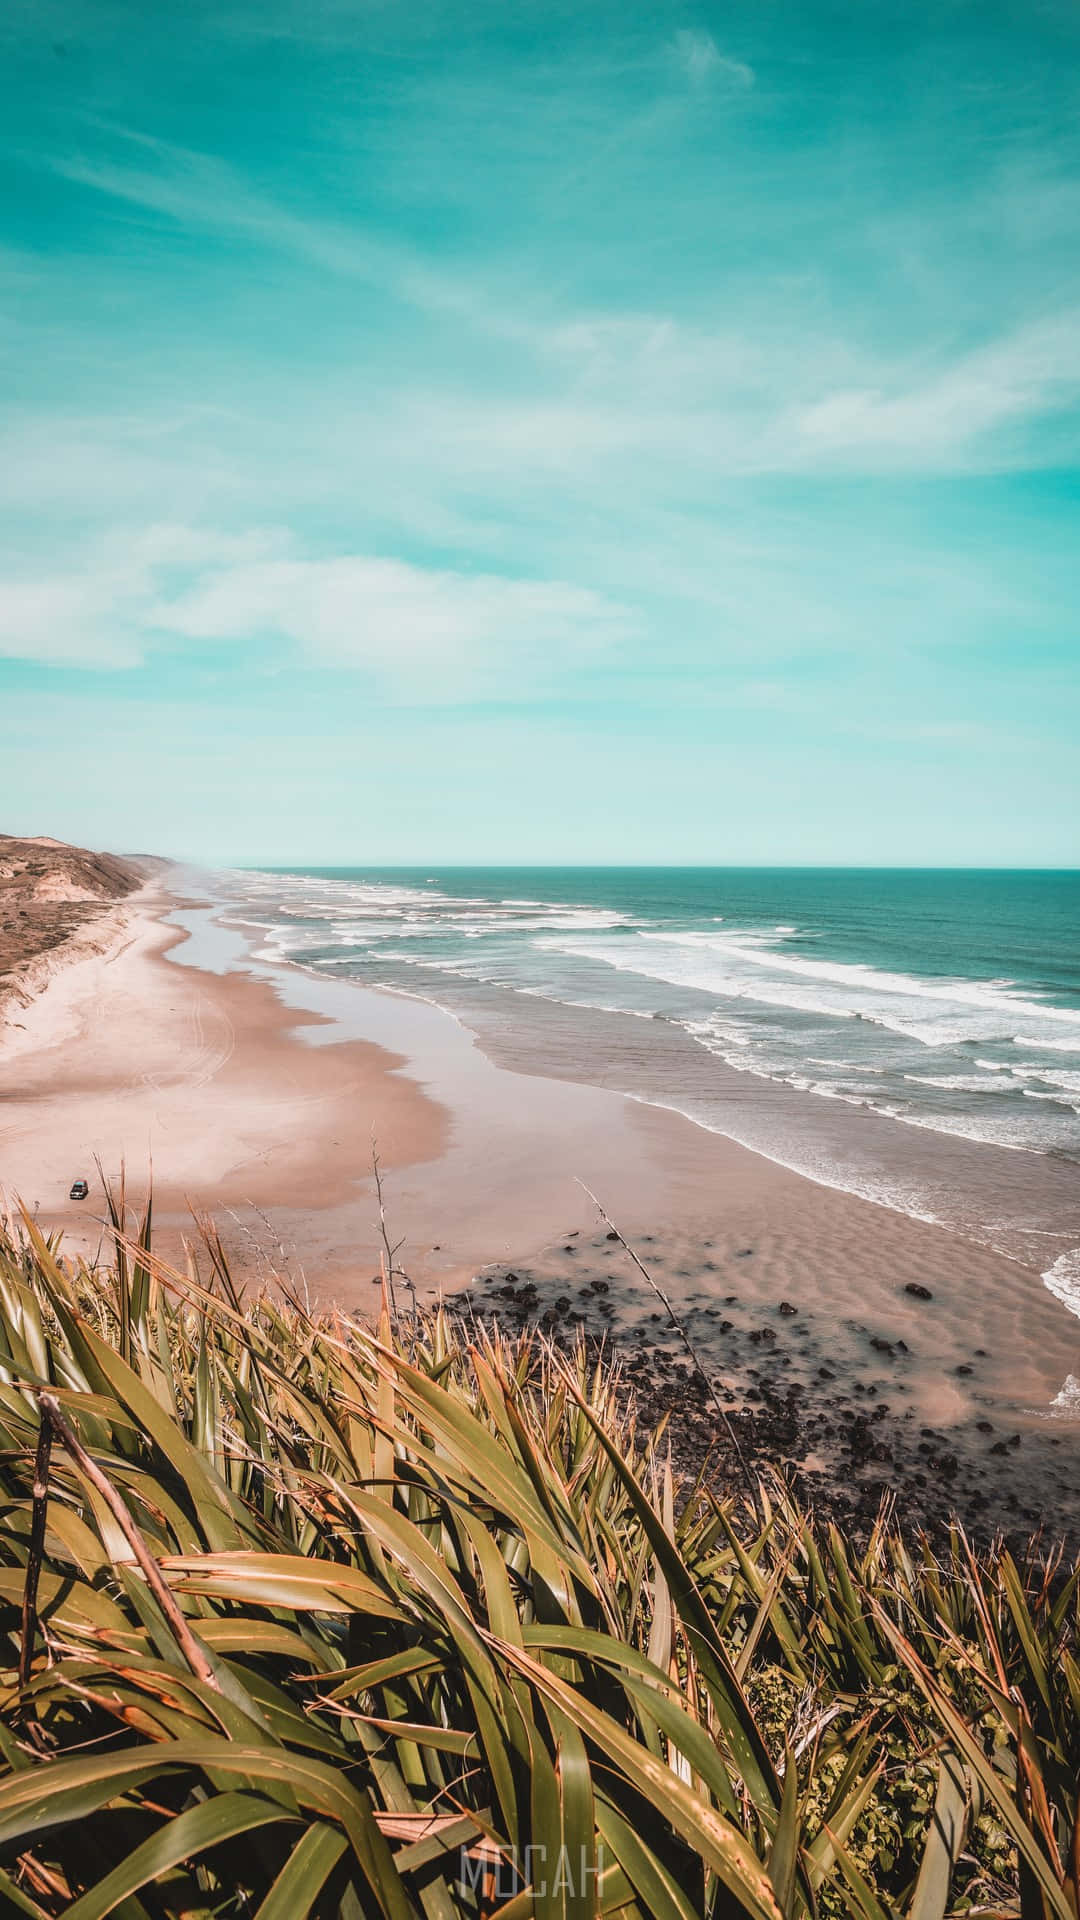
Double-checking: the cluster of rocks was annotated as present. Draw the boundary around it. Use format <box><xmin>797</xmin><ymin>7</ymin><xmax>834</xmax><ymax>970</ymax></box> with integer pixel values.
<box><xmin>447</xmin><ymin>1230</ymin><xmax>1078</xmax><ymax>1551</ymax></box>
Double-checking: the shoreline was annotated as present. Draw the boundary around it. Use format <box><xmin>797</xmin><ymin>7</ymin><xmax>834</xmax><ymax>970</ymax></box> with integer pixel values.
<box><xmin>4</xmin><ymin>867</ymin><xmax>1080</xmax><ymax>1542</ymax></box>
<box><xmin>0</xmin><ymin>878</ymin><xmax>449</xmax><ymax>1284</ymax></box>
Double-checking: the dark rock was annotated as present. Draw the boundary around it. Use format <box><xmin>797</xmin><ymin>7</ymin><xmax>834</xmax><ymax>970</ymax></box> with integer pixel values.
<box><xmin>905</xmin><ymin>1283</ymin><xmax>933</xmax><ymax>1300</ymax></box>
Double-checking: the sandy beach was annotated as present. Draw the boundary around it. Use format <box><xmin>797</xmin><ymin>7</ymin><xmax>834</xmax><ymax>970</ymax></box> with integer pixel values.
<box><xmin>0</xmin><ymin>878</ymin><xmax>447</xmax><ymax>1258</ymax></box>
<box><xmin>3</xmin><ymin>869</ymin><xmax>1080</xmax><ymax>1541</ymax></box>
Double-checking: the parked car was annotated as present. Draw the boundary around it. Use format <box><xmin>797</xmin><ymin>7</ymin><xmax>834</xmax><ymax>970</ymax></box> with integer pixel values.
<box><xmin>69</xmin><ymin>1179</ymin><xmax>89</xmax><ymax>1201</ymax></box>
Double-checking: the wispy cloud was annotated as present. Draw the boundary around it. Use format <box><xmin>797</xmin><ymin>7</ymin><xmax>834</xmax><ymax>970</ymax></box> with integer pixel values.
<box><xmin>41</xmin><ymin>125</ymin><xmax>545</xmax><ymax>346</ymax></box>
<box><xmin>155</xmin><ymin>549</ymin><xmax>637</xmax><ymax>694</ymax></box>
<box><xmin>671</xmin><ymin>29</ymin><xmax>753</xmax><ymax>89</ymax></box>
<box><xmin>345</xmin><ymin>308</ymin><xmax>1080</xmax><ymax>485</ymax></box>
<box><xmin>796</xmin><ymin>312</ymin><xmax>1080</xmax><ymax>464</ymax></box>
<box><xmin>0</xmin><ymin>576</ymin><xmax>139</xmax><ymax>667</ymax></box>
<box><xmin>0</xmin><ymin>526</ymin><xmax>272</xmax><ymax>667</ymax></box>
<box><xmin>22</xmin><ymin>104</ymin><xmax>1080</xmax><ymax>486</ymax></box>
<box><xmin>0</xmin><ymin>526</ymin><xmax>638</xmax><ymax>695</ymax></box>
<box><xmin>4</xmin><ymin>7</ymin><xmax>1080</xmax><ymax>839</ymax></box>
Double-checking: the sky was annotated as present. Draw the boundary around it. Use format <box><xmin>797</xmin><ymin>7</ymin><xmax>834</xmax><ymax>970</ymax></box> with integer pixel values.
<box><xmin>2</xmin><ymin>0</ymin><xmax>1079</xmax><ymax>865</ymax></box>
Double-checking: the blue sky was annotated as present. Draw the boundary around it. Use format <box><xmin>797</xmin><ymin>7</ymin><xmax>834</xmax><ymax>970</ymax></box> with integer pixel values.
<box><xmin>2</xmin><ymin>0</ymin><xmax>1079</xmax><ymax>864</ymax></box>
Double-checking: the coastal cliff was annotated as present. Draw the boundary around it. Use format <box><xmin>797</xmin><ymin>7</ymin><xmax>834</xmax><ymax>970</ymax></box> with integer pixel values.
<box><xmin>0</xmin><ymin>832</ymin><xmax>146</xmax><ymax>1011</ymax></box>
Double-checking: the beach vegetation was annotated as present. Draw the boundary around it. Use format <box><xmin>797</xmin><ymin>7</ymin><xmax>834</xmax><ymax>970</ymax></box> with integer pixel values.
<box><xmin>0</xmin><ymin>1202</ymin><xmax>1076</xmax><ymax>1918</ymax></box>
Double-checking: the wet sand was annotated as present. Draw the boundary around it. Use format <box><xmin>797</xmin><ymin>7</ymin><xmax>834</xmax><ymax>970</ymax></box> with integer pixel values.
<box><xmin>3</xmin><ymin>877</ymin><xmax>1080</xmax><ymax>1544</ymax></box>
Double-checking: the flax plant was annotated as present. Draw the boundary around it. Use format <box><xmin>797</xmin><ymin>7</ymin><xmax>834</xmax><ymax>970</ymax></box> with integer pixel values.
<box><xmin>0</xmin><ymin>1203</ymin><xmax>1074</xmax><ymax>1919</ymax></box>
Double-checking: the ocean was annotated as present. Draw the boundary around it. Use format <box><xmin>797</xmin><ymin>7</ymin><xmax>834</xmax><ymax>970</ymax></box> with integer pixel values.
<box><xmin>209</xmin><ymin>866</ymin><xmax>1080</xmax><ymax>1305</ymax></box>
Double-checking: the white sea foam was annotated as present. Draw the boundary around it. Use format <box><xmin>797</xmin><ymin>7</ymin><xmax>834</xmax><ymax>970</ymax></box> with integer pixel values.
<box><xmin>650</xmin><ymin>930</ymin><xmax>1080</xmax><ymax>1032</ymax></box>
<box><xmin>226</xmin><ymin>867</ymin><xmax>1080</xmax><ymax>1166</ymax></box>
<box><xmin>1044</xmin><ymin>1252</ymin><xmax>1080</xmax><ymax>1322</ymax></box>
<box><xmin>1014</xmin><ymin>1035</ymin><xmax>1080</xmax><ymax>1052</ymax></box>
<box><xmin>1036</xmin><ymin>1069</ymin><xmax>1080</xmax><ymax>1094</ymax></box>
<box><xmin>871</xmin><ymin>1107</ymin><xmax>1042</xmax><ymax>1149</ymax></box>
<box><xmin>197</xmin><ymin>870</ymin><xmax>1080</xmax><ymax>1280</ymax></box>
<box><xmin>806</xmin><ymin>1056</ymin><xmax>879</xmax><ymax>1070</ymax></box>
<box><xmin>683</xmin><ymin>1021</ymin><xmax>1052</xmax><ymax>1147</ymax></box>
<box><xmin>1023</xmin><ymin>1090</ymin><xmax>1080</xmax><ymax>1110</ymax></box>
<box><xmin>541</xmin><ymin>926</ymin><xmax>1080</xmax><ymax>1055</ymax></box>
<box><xmin>1048</xmin><ymin>1375</ymin><xmax>1080</xmax><ymax>1417</ymax></box>
<box><xmin>903</xmin><ymin>1073</ymin><xmax>1011</xmax><ymax>1093</ymax></box>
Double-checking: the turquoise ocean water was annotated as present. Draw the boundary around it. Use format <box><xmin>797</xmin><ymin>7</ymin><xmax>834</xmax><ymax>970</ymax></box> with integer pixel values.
<box><xmin>214</xmin><ymin>867</ymin><xmax>1080</xmax><ymax>1303</ymax></box>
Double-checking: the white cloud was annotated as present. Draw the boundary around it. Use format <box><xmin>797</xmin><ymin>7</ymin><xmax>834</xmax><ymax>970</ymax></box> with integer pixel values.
<box><xmin>0</xmin><ymin>527</ymin><xmax>638</xmax><ymax>693</ymax></box>
<box><xmin>794</xmin><ymin>312</ymin><xmax>1080</xmax><ymax>464</ymax></box>
<box><xmin>155</xmin><ymin>550</ymin><xmax>634</xmax><ymax>676</ymax></box>
<box><xmin>672</xmin><ymin>30</ymin><xmax>754</xmax><ymax>89</ymax></box>
<box><xmin>3</xmin><ymin>303</ymin><xmax>1079</xmax><ymax>615</ymax></box>
<box><xmin>0</xmin><ymin>525</ymin><xmax>277</xmax><ymax>666</ymax></box>
<box><xmin>16</xmin><ymin>126</ymin><xmax>1080</xmax><ymax>501</ymax></box>
<box><xmin>0</xmin><ymin>577</ymin><xmax>140</xmax><ymax>668</ymax></box>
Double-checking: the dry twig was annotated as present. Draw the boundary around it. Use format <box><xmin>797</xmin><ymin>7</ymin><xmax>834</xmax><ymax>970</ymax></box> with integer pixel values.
<box><xmin>18</xmin><ymin>1411</ymin><xmax>53</xmax><ymax>1695</ymax></box>
<box><xmin>32</xmin><ymin>1390</ymin><xmax>221</xmax><ymax>1694</ymax></box>
<box><xmin>576</xmin><ymin>1180</ymin><xmax>757</xmax><ymax>1501</ymax></box>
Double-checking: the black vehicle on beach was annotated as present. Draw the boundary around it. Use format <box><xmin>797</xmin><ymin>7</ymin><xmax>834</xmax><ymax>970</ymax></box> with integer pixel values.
<box><xmin>69</xmin><ymin>1179</ymin><xmax>89</xmax><ymax>1201</ymax></box>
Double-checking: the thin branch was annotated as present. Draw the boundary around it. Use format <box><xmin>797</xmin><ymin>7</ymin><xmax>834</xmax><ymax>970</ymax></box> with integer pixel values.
<box><xmin>576</xmin><ymin>1181</ymin><xmax>757</xmax><ymax>1503</ymax></box>
<box><xmin>371</xmin><ymin>1140</ymin><xmax>411</xmax><ymax>1326</ymax></box>
<box><xmin>33</xmin><ymin>1391</ymin><xmax>221</xmax><ymax>1694</ymax></box>
<box><xmin>787</xmin><ymin>1701</ymin><xmax>847</xmax><ymax>1769</ymax></box>
<box><xmin>18</xmin><ymin>1412</ymin><xmax>54</xmax><ymax>1693</ymax></box>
